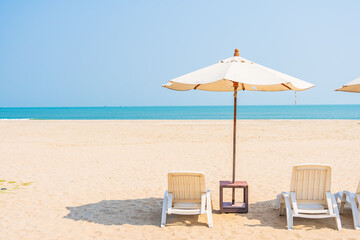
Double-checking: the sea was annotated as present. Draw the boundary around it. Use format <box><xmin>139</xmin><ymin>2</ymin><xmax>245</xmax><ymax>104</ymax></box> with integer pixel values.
<box><xmin>0</xmin><ymin>105</ymin><xmax>359</xmax><ymax>120</ymax></box>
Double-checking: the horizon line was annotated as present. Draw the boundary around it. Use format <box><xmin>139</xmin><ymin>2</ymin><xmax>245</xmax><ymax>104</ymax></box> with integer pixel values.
<box><xmin>1</xmin><ymin>104</ymin><xmax>360</xmax><ymax>108</ymax></box>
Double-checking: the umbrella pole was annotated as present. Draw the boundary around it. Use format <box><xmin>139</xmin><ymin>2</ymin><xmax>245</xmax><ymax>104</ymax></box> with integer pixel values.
<box><xmin>232</xmin><ymin>90</ymin><xmax>237</xmax><ymax>204</ymax></box>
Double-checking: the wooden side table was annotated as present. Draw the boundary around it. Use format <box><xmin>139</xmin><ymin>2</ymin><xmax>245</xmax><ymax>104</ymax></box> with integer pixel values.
<box><xmin>219</xmin><ymin>181</ymin><xmax>248</xmax><ymax>213</ymax></box>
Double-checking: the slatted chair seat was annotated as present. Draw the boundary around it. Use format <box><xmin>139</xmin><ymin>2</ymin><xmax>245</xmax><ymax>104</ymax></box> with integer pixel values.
<box><xmin>173</xmin><ymin>202</ymin><xmax>201</xmax><ymax>209</ymax></box>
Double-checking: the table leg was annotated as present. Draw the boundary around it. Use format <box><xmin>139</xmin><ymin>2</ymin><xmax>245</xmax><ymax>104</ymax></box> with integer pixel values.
<box><xmin>244</xmin><ymin>186</ymin><xmax>248</xmax><ymax>212</ymax></box>
<box><xmin>232</xmin><ymin>188</ymin><xmax>235</xmax><ymax>204</ymax></box>
<box><xmin>220</xmin><ymin>186</ymin><xmax>223</xmax><ymax>213</ymax></box>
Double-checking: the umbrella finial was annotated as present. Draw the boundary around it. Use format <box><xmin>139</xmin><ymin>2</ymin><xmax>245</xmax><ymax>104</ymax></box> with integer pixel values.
<box><xmin>234</xmin><ymin>49</ymin><xmax>240</xmax><ymax>57</ymax></box>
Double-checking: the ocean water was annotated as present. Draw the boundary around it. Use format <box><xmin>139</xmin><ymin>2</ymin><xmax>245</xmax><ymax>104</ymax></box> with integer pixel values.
<box><xmin>0</xmin><ymin>105</ymin><xmax>360</xmax><ymax>120</ymax></box>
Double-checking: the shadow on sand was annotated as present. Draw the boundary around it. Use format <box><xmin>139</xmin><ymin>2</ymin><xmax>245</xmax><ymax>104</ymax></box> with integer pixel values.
<box><xmin>242</xmin><ymin>199</ymin><xmax>356</xmax><ymax>230</ymax></box>
<box><xmin>64</xmin><ymin>198</ymin><xmax>207</xmax><ymax>227</ymax></box>
<box><xmin>65</xmin><ymin>198</ymin><xmax>355</xmax><ymax>229</ymax></box>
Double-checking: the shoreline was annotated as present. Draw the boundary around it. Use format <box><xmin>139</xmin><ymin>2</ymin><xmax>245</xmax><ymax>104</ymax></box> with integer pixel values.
<box><xmin>2</xmin><ymin>105</ymin><xmax>360</xmax><ymax>121</ymax></box>
<box><xmin>1</xmin><ymin>119</ymin><xmax>360</xmax><ymax>121</ymax></box>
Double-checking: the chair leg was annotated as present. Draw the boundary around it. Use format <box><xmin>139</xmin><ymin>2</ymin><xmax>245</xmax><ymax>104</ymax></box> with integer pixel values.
<box><xmin>277</xmin><ymin>193</ymin><xmax>286</xmax><ymax>216</ymax></box>
<box><xmin>161</xmin><ymin>191</ymin><xmax>168</xmax><ymax>228</ymax></box>
<box><xmin>356</xmin><ymin>195</ymin><xmax>360</xmax><ymax>230</ymax></box>
<box><xmin>282</xmin><ymin>192</ymin><xmax>293</xmax><ymax>230</ymax></box>
<box><xmin>206</xmin><ymin>209</ymin><xmax>213</xmax><ymax>228</ymax></box>
<box><xmin>327</xmin><ymin>192</ymin><xmax>342</xmax><ymax>231</ymax></box>
<box><xmin>348</xmin><ymin>194</ymin><xmax>360</xmax><ymax>229</ymax></box>
<box><xmin>356</xmin><ymin>212</ymin><xmax>360</xmax><ymax>230</ymax></box>
<box><xmin>276</xmin><ymin>194</ymin><xmax>281</xmax><ymax>209</ymax></box>
<box><xmin>340</xmin><ymin>196</ymin><xmax>346</xmax><ymax>214</ymax></box>
<box><xmin>335</xmin><ymin>214</ymin><xmax>342</xmax><ymax>231</ymax></box>
<box><xmin>341</xmin><ymin>191</ymin><xmax>360</xmax><ymax>230</ymax></box>
<box><xmin>206</xmin><ymin>190</ymin><xmax>213</xmax><ymax>228</ymax></box>
<box><xmin>333</xmin><ymin>201</ymin><xmax>342</xmax><ymax>231</ymax></box>
<box><xmin>286</xmin><ymin>208</ymin><xmax>293</xmax><ymax>230</ymax></box>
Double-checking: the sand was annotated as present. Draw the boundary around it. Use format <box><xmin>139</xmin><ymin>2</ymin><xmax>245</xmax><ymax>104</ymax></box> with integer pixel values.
<box><xmin>0</xmin><ymin>119</ymin><xmax>359</xmax><ymax>240</ymax></box>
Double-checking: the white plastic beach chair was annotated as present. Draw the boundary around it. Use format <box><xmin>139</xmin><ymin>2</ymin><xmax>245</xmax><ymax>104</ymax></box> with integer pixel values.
<box><xmin>335</xmin><ymin>181</ymin><xmax>360</xmax><ymax>230</ymax></box>
<box><xmin>276</xmin><ymin>164</ymin><xmax>342</xmax><ymax>230</ymax></box>
<box><xmin>160</xmin><ymin>171</ymin><xmax>213</xmax><ymax>228</ymax></box>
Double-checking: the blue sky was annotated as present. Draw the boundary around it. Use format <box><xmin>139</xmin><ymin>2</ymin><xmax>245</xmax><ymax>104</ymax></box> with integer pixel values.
<box><xmin>0</xmin><ymin>0</ymin><xmax>359</xmax><ymax>107</ymax></box>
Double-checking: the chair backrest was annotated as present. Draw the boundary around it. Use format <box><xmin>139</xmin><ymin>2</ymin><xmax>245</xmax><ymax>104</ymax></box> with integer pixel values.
<box><xmin>290</xmin><ymin>164</ymin><xmax>331</xmax><ymax>203</ymax></box>
<box><xmin>168</xmin><ymin>171</ymin><xmax>206</xmax><ymax>203</ymax></box>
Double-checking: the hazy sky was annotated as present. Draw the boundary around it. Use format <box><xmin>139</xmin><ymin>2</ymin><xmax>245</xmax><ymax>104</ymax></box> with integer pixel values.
<box><xmin>1</xmin><ymin>0</ymin><xmax>359</xmax><ymax>107</ymax></box>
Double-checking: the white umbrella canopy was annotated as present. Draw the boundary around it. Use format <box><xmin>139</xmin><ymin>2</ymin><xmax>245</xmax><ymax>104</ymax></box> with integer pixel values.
<box><xmin>336</xmin><ymin>77</ymin><xmax>360</xmax><ymax>93</ymax></box>
<box><xmin>163</xmin><ymin>49</ymin><xmax>314</xmax><ymax>92</ymax></box>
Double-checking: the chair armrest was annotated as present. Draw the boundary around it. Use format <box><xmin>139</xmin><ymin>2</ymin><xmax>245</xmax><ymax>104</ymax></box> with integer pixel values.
<box><xmin>343</xmin><ymin>190</ymin><xmax>355</xmax><ymax>197</ymax></box>
<box><xmin>334</xmin><ymin>192</ymin><xmax>343</xmax><ymax>204</ymax></box>
<box><xmin>343</xmin><ymin>190</ymin><xmax>358</xmax><ymax>206</ymax></box>
<box><xmin>281</xmin><ymin>191</ymin><xmax>290</xmax><ymax>198</ymax></box>
<box><xmin>343</xmin><ymin>190</ymin><xmax>356</xmax><ymax>205</ymax></box>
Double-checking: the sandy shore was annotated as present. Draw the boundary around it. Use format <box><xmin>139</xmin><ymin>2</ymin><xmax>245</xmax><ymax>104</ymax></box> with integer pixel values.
<box><xmin>0</xmin><ymin>120</ymin><xmax>359</xmax><ymax>239</ymax></box>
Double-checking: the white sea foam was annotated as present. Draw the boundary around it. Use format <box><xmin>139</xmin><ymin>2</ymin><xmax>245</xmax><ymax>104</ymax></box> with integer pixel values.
<box><xmin>0</xmin><ymin>118</ymin><xmax>32</xmax><ymax>120</ymax></box>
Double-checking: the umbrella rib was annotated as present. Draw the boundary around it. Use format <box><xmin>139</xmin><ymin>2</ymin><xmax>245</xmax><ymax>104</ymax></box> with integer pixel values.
<box><xmin>194</xmin><ymin>84</ymin><xmax>200</xmax><ymax>90</ymax></box>
<box><xmin>281</xmin><ymin>83</ymin><xmax>292</xmax><ymax>90</ymax></box>
<box><xmin>241</xmin><ymin>83</ymin><xmax>245</xmax><ymax>91</ymax></box>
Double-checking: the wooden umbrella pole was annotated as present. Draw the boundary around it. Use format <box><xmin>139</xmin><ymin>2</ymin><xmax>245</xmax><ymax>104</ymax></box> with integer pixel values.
<box><xmin>232</xmin><ymin>91</ymin><xmax>237</xmax><ymax>183</ymax></box>
<box><xmin>232</xmin><ymin>86</ymin><xmax>238</xmax><ymax>204</ymax></box>
<box><xmin>232</xmin><ymin>49</ymin><xmax>240</xmax><ymax>205</ymax></box>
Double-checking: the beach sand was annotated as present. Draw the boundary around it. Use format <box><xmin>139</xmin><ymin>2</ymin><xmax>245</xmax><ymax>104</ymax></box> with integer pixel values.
<box><xmin>0</xmin><ymin>120</ymin><xmax>359</xmax><ymax>240</ymax></box>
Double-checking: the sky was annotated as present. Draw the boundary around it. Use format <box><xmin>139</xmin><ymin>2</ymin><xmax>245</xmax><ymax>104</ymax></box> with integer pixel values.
<box><xmin>0</xmin><ymin>0</ymin><xmax>359</xmax><ymax>107</ymax></box>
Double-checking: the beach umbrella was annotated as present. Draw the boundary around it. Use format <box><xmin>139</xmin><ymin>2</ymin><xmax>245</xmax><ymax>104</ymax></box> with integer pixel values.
<box><xmin>336</xmin><ymin>77</ymin><xmax>360</xmax><ymax>93</ymax></box>
<box><xmin>163</xmin><ymin>49</ymin><xmax>314</xmax><ymax>204</ymax></box>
